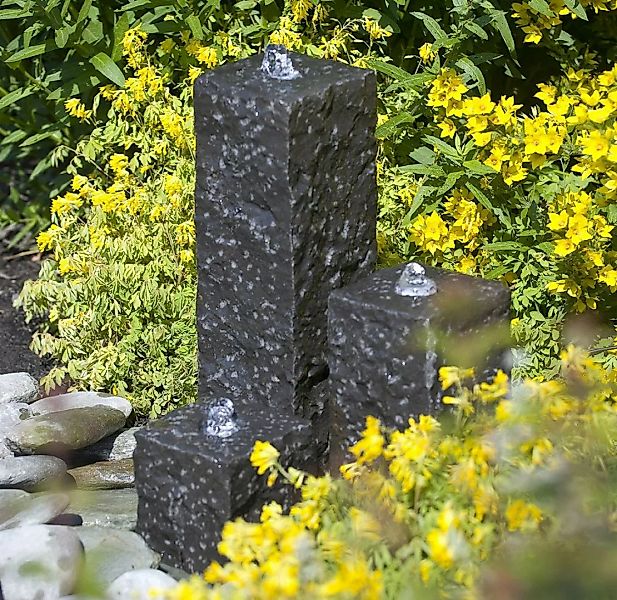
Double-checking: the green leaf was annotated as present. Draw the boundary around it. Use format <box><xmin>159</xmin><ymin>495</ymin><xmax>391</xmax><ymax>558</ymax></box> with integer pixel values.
<box><xmin>409</xmin><ymin>146</ymin><xmax>435</xmax><ymax>165</ymax></box>
<box><xmin>564</xmin><ymin>0</ymin><xmax>587</xmax><ymax>19</ymax></box>
<box><xmin>436</xmin><ymin>171</ymin><xmax>464</xmax><ymax>195</ymax></box>
<box><xmin>55</xmin><ymin>26</ymin><xmax>72</xmax><ymax>48</ymax></box>
<box><xmin>0</xmin><ymin>87</ymin><xmax>33</xmax><ymax>111</ymax></box>
<box><xmin>411</xmin><ymin>11</ymin><xmax>447</xmax><ymax>40</ymax></box>
<box><xmin>185</xmin><ymin>15</ymin><xmax>203</xmax><ymax>39</ymax></box>
<box><xmin>456</xmin><ymin>57</ymin><xmax>486</xmax><ymax>94</ymax></box>
<box><xmin>423</xmin><ymin>135</ymin><xmax>460</xmax><ymax>159</ymax></box>
<box><xmin>528</xmin><ymin>0</ymin><xmax>553</xmax><ymax>16</ymax></box>
<box><xmin>20</xmin><ymin>131</ymin><xmax>55</xmax><ymax>147</ymax></box>
<box><xmin>76</xmin><ymin>0</ymin><xmax>93</xmax><ymax>23</ymax></box>
<box><xmin>90</xmin><ymin>52</ymin><xmax>125</xmax><ymax>87</ymax></box>
<box><xmin>0</xmin><ymin>8</ymin><xmax>31</xmax><ymax>19</ymax></box>
<box><xmin>484</xmin><ymin>265</ymin><xmax>510</xmax><ymax>279</ymax></box>
<box><xmin>365</xmin><ymin>58</ymin><xmax>433</xmax><ymax>89</ymax></box>
<box><xmin>5</xmin><ymin>43</ymin><xmax>49</xmax><ymax>63</ymax></box>
<box><xmin>1</xmin><ymin>129</ymin><xmax>28</xmax><ymax>145</ymax></box>
<box><xmin>402</xmin><ymin>185</ymin><xmax>436</xmax><ymax>225</ymax></box>
<box><xmin>491</xmin><ymin>11</ymin><xmax>516</xmax><ymax>57</ymax></box>
<box><xmin>466</xmin><ymin>182</ymin><xmax>494</xmax><ymax>212</ymax></box>
<box><xmin>375</xmin><ymin>112</ymin><xmax>415</xmax><ymax>139</ymax></box>
<box><xmin>463</xmin><ymin>160</ymin><xmax>496</xmax><ymax>176</ymax></box>
<box><xmin>402</xmin><ymin>164</ymin><xmax>444</xmax><ymax>177</ymax></box>
<box><xmin>112</xmin><ymin>12</ymin><xmax>131</xmax><ymax>61</ymax></box>
<box><xmin>464</xmin><ymin>21</ymin><xmax>488</xmax><ymax>40</ymax></box>
<box><xmin>483</xmin><ymin>241</ymin><xmax>526</xmax><ymax>251</ymax></box>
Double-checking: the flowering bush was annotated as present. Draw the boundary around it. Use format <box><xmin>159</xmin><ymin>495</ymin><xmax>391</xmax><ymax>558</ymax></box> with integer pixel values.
<box><xmin>165</xmin><ymin>348</ymin><xmax>617</xmax><ymax>598</ymax></box>
<box><xmin>377</xmin><ymin>57</ymin><xmax>617</xmax><ymax>376</ymax></box>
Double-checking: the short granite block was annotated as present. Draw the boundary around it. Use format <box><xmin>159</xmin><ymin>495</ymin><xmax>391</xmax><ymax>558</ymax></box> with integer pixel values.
<box><xmin>133</xmin><ymin>401</ymin><xmax>315</xmax><ymax>572</ymax></box>
<box><xmin>194</xmin><ymin>50</ymin><xmax>377</xmax><ymax>419</ymax></box>
<box><xmin>328</xmin><ymin>263</ymin><xmax>511</xmax><ymax>451</ymax></box>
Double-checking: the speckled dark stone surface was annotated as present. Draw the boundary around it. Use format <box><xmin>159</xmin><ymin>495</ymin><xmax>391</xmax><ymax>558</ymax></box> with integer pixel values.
<box><xmin>328</xmin><ymin>263</ymin><xmax>511</xmax><ymax>453</ymax></box>
<box><xmin>134</xmin><ymin>402</ymin><xmax>315</xmax><ymax>572</ymax></box>
<box><xmin>194</xmin><ymin>51</ymin><xmax>377</xmax><ymax>419</ymax></box>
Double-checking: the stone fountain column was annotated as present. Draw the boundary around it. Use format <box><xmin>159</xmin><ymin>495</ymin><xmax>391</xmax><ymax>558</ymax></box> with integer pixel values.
<box><xmin>134</xmin><ymin>46</ymin><xmax>378</xmax><ymax>572</ymax></box>
<box><xmin>195</xmin><ymin>45</ymin><xmax>377</xmax><ymax>419</ymax></box>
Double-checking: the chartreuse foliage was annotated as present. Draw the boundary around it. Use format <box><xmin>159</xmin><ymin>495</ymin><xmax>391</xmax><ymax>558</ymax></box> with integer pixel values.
<box><xmin>163</xmin><ymin>349</ymin><xmax>617</xmax><ymax>599</ymax></box>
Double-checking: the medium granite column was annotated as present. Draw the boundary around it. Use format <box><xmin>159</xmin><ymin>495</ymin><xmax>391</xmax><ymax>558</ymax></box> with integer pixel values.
<box><xmin>328</xmin><ymin>262</ymin><xmax>511</xmax><ymax>455</ymax></box>
<box><xmin>194</xmin><ymin>46</ymin><xmax>377</xmax><ymax>419</ymax></box>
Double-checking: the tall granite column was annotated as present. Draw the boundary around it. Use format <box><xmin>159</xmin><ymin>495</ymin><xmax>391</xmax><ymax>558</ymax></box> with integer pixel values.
<box><xmin>194</xmin><ymin>46</ymin><xmax>377</xmax><ymax>419</ymax></box>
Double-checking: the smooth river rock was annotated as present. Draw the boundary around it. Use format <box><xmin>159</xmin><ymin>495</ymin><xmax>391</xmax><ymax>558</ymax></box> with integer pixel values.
<box><xmin>73</xmin><ymin>527</ymin><xmax>160</xmax><ymax>587</ymax></box>
<box><xmin>0</xmin><ymin>524</ymin><xmax>83</xmax><ymax>600</ymax></box>
<box><xmin>6</xmin><ymin>406</ymin><xmax>127</xmax><ymax>455</ymax></box>
<box><xmin>29</xmin><ymin>391</ymin><xmax>133</xmax><ymax>419</ymax></box>
<box><xmin>107</xmin><ymin>569</ymin><xmax>177</xmax><ymax>600</ymax></box>
<box><xmin>76</xmin><ymin>427</ymin><xmax>141</xmax><ymax>464</ymax></box>
<box><xmin>0</xmin><ymin>372</ymin><xmax>38</xmax><ymax>404</ymax></box>
<box><xmin>69</xmin><ymin>488</ymin><xmax>138</xmax><ymax>530</ymax></box>
<box><xmin>0</xmin><ymin>491</ymin><xmax>69</xmax><ymax>530</ymax></box>
<box><xmin>0</xmin><ymin>402</ymin><xmax>31</xmax><ymax>458</ymax></box>
<box><xmin>0</xmin><ymin>455</ymin><xmax>68</xmax><ymax>491</ymax></box>
<box><xmin>68</xmin><ymin>458</ymin><xmax>135</xmax><ymax>490</ymax></box>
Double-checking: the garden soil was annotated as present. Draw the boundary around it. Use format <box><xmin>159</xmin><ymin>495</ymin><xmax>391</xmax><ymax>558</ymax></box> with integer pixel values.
<box><xmin>0</xmin><ymin>252</ymin><xmax>51</xmax><ymax>380</ymax></box>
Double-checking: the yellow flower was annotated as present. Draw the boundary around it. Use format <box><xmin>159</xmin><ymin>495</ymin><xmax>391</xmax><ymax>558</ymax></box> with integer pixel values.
<box><xmin>291</xmin><ymin>0</ymin><xmax>312</xmax><ymax>22</ymax></box>
<box><xmin>71</xmin><ymin>175</ymin><xmax>88</xmax><ymax>191</ymax></box>
<box><xmin>409</xmin><ymin>211</ymin><xmax>455</xmax><ymax>255</ymax></box>
<box><xmin>363</xmin><ymin>17</ymin><xmax>392</xmax><ymax>40</ymax></box>
<box><xmin>439</xmin><ymin>366</ymin><xmax>475</xmax><ymax>390</ymax></box>
<box><xmin>36</xmin><ymin>224</ymin><xmax>61</xmax><ymax>252</ymax></box>
<box><xmin>554</xmin><ymin>238</ymin><xmax>576</xmax><ymax>256</ymax></box>
<box><xmin>350</xmin><ymin>416</ymin><xmax>384</xmax><ymax>464</ymax></box>
<box><xmin>462</xmin><ymin>93</ymin><xmax>496</xmax><ymax>116</ymax></box>
<box><xmin>195</xmin><ymin>46</ymin><xmax>219</xmax><ymax>68</ymax></box>
<box><xmin>438</xmin><ymin>118</ymin><xmax>456</xmax><ymax>138</ymax></box>
<box><xmin>484</xmin><ymin>144</ymin><xmax>510</xmax><ymax>171</ymax></box>
<box><xmin>548</xmin><ymin>210</ymin><xmax>568</xmax><ymax>231</ymax></box>
<box><xmin>501</xmin><ymin>159</ymin><xmax>528</xmax><ymax>186</ymax></box>
<box><xmin>492</xmin><ymin>96</ymin><xmax>521</xmax><ymax>128</ymax></box>
<box><xmin>565</xmin><ymin>213</ymin><xmax>592</xmax><ymax>246</ymax></box>
<box><xmin>188</xmin><ymin>66</ymin><xmax>202</xmax><ymax>84</ymax></box>
<box><xmin>64</xmin><ymin>98</ymin><xmax>92</xmax><ymax>120</ymax></box>
<box><xmin>427</xmin><ymin>529</ymin><xmax>455</xmax><ymax>568</ymax></box>
<box><xmin>419</xmin><ymin>43</ymin><xmax>436</xmax><ymax>63</ymax></box>
<box><xmin>302</xmin><ymin>474</ymin><xmax>331</xmax><ymax>502</ymax></box>
<box><xmin>505</xmin><ymin>499</ymin><xmax>543</xmax><ymax>531</ymax></box>
<box><xmin>249</xmin><ymin>441</ymin><xmax>280</xmax><ymax>475</ymax></box>
<box><xmin>51</xmin><ymin>193</ymin><xmax>83</xmax><ymax>216</ymax></box>
<box><xmin>471</xmin><ymin>131</ymin><xmax>492</xmax><ymax>147</ymax></box>
<box><xmin>535</xmin><ymin>83</ymin><xmax>557</xmax><ymax>105</ymax></box>
<box><xmin>427</xmin><ymin>69</ymin><xmax>468</xmax><ymax>111</ymax></box>
<box><xmin>599</xmin><ymin>267</ymin><xmax>617</xmax><ymax>289</ymax></box>
<box><xmin>580</xmin><ymin>130</ymin><xmax>609</xmax><ymax>161</ymax></box>
<box><xmin>109</xmin><ymin>153</ymin><xmax>129</xmax><ymax>173</ymax></box>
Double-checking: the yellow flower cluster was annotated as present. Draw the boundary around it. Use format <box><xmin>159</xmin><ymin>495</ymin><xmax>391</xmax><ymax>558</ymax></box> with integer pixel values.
<box><xmin>64</xmin><ymin>98</ymin><xmax>92</xmax><ymax>121</ymax></box>
<box><xmin>164</xmin><ymin>346</ymin><xmax>616</xmax><ymax>598</ymax></box>
<box><xmin>512</xmin><ymin>0</ymin><xmax>617</xmax><ymax>44</ymax></box>
<box><xmin>408</xmin><ymin>189</ymin><xmax>491</xmax><ymax>258</ymax></box>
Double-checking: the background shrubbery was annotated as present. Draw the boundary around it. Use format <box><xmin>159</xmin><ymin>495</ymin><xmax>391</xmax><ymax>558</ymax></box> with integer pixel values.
<box><xmin>6</xmin><ymin>0</ymin><xmax>617</xmax><ymax>415</ymax></box>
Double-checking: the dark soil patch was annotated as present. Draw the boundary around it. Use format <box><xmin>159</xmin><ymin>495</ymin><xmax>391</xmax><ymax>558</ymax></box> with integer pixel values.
<box><xmin>0</xmin><ymin>252</ymin><xmax>52</xmax><ymax>380</ymax></box>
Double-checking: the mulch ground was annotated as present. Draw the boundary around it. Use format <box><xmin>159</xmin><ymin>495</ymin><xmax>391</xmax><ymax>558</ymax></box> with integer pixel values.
<box><xmin>0</xmin><ymin>251</ymin><xmax>51</xmax><ymax>380</ymax></box>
